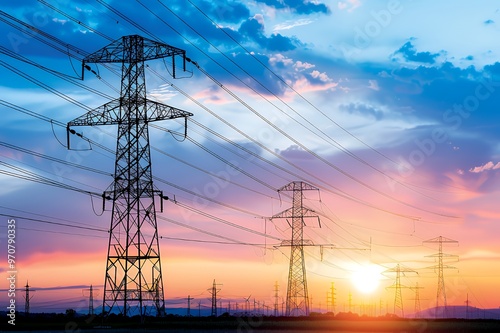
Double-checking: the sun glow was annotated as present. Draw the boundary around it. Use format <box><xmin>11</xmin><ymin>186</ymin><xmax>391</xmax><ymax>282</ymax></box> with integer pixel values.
<box><xmin>351</xmin><ymin>264</ymin><xmax>383</xmax><ymax>294</ymax></box>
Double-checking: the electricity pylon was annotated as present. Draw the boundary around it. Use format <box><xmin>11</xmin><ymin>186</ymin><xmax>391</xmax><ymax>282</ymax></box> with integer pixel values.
<box><xmin>409</xmin><ymin>282</ymin><xmax>424</xmax><ymax>318</ymax></box>
<box><xmin>273</xmin><ymin>281</ymin><xmax>279</xmax><ymax>316</ymax></box>
<box><xmin>24</xmin><ymin>281</ymin><xmax>35</xmax><ymax>316</ymax></box>
<box><xmin>326</xmin><ymin>282</ymin><xmax>336</xmax><ymax>313</ymax></box>
<box><xmin>83</xmin><ymin>285</ymin><xmax>100</xmax><ymax>316</ymax></box>
<box><xmin>187</xmin><ymin>295</ymin><xmax>194</xmax><ymax>317</ymax></box>
<box><xmin>423</xmin><ymin>236</ymin><xmax>459</xmax><ymax>318</ymax></box>
<box><xmin>271</xmin><ymin>181</ymin><xmax>321</xmax><ymax>316</ymax></box>
<box><xmin>67</xmin><ymin>35</ymin><xmax>193</xmax><ymax>318</ymax></box>
<box><xmin>208</xmin><ymin>279</ymin><xmax>222</xmax><ymax>317</ymax></box>
<box><xmin>385</xmin><ymin>264</ymin><xmax>417</xmax><ymax>318</ymax></box>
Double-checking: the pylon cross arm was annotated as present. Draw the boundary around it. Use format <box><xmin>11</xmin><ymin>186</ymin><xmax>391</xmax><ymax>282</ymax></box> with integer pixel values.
<box><xmin>277</xmin><ymin>181</ymin><xmax>318</xmax><ymax>192</ymax></box>
<box><xmin>68</xmin><ymin>98</ymin><xmax>121</xmax><ymax>127</ymax></box>
<box><xmin>271</xmin><ymin>207</ymin><xmax>318</xmax><ymax>220</ymax></box>
<box><xmin>145</xmin><ymin>99</ymin><xmax>194</xmax><ymax>121</ymax></box>
<box><xmin>280</xmin><ymin>239</ymin><xmax>314</xmax><ymax>247</ymax></box>
<box><xmin>68</xmin><ymin>98</ymin><xmax>193</xmax><ymax>127</ymax></box>
<box><xmin>83</xmin><ymin>35</ymin><xmax>186</xmax><ymax>64</ymax></box>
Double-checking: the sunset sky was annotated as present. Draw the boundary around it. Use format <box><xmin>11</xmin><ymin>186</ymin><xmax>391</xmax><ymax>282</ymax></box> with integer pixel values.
<box><xmin>2</xmin><ymin>0</ymin><xmax>500</xmax><ymax>316</ymax></box>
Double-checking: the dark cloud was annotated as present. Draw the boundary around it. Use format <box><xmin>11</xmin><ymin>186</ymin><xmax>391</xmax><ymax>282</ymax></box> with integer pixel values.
<box><xmin>255</xmin><ymin>0</ymin><xmax>330</xmax><ymax>15</ymax></box>
<box><xmin>238</xmin><ymin>16</ymin><xmax>299</xmax><ymax>52</ymax></box>
<box><xmin>339</xmin><ymin>103</ymin><xmax>384</xmax><ymax>120</ymax></box>
<box><xmin>279</xmin><ymin>145</ymin><xmax>313</xmax><ymax>160</ymax></box>
<box><xmin>393</xmin><ymin>41</ymin><xmax>440</xmax><ymax>64</ymax></box>
<box><xmin>484</xmin><ymin>19</ymin><xmax>495</xmax><ymax>25</ymax></box>
<box><xmin>195</xmin><ymin>0</ymin><xmax>250</xmax><ymax>23</ymax></box>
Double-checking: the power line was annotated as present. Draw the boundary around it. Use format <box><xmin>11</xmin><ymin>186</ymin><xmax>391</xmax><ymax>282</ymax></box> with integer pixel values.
<box><xmin>0</xmin><ymin>4</ymin><xmax>449</xmax><ymax>223</ymax></box>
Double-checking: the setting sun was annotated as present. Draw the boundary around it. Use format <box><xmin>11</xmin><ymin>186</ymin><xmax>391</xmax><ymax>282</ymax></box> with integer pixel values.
<box><xmin>351</xmin><ymin>264</ymin><xmax>383</xmax><ymax>294</ymax></box>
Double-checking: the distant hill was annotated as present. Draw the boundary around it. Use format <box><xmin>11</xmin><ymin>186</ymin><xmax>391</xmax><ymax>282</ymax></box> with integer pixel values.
<box><xmin>416</xmin><ymin>306</ymin><xmax>500</xmax><ymax>319</ymax></box>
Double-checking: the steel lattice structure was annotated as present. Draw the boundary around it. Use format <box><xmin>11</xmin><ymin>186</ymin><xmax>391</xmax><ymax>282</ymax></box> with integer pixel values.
<box><xmin>424</xmin><ymin>236</ymin><xmax>459</xmax><ymax>318</ymax></box>
<box><xmin>385</xmin><ymin>264</ymin><xmax>416</xmax><ymax>318</ymax></box>
<box><xmin>67</xmin><ymin>35</ymin><xmax>193</xmax><ymax>317</ymax></box>
<box><xmin>272</xmin><ymin>181</ymin><xmax>320</xmax><ymax>316</ymax></box>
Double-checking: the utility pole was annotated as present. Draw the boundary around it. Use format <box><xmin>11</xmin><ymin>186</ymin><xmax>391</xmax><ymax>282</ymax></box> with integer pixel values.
<box><xmin>67</xmin><ymin>35</ymin><xmax>193</xmax><ymax>318</ymax></box>
<box><xmin>465</xmin><ymin>293</ymin><xmax>470</xmax><ymax>319</ymax></box>
<box><xmin>208</xmin><ymin>279</ymin><xmax>222</xmax><ymax>317</ymax></box>
<box><xmin>271</xmin><ymin>181</ymin><xmax>321</xmax><ymax>316</ymax></box>
<box><xmin>423</xmin><ymin>236</ymin><xmax>459</xmax><ymax>318</ymax></box>
<box><xmin>187</xmin><ymin>295</ymin><xmax>194</xmax><ymax>317</ymax></box>
<box><xmin>385</xmin><ymin>264</ymin><xmax>417</xmax><ymax>318</ymax></box>
<box><xmin>89</xmin><ymin>285</ymin><xmax>94</xmax><ymax>316</ymax></box>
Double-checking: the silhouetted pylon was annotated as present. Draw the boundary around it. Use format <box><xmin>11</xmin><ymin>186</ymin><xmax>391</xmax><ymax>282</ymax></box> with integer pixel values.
<box><xmin>271</xmin><ymin>181</ymin><xmax>321</xmax><ymax>316</ymax></box>
<box><xmin>83</xmin><ymin>285</ymin><xmax>100</xmax><ymax>316</ymax></box>
<box><xmin>24</xmin><ymin>281</ymin><xmax>35</xmax><ymax>316</ymax></box>
<box><xmin>208</xmin><ymin>279</ymin><xmax>222</xmax><ymax>317</ymax></box>
<box><xmin>409</xmin><ymin>282</ymin><xmax>424</xmax><ymax>318</ymax></box>
<box><xmin>423</xmin><ymin>236</ymin><xmax>459</xmax><ymax>318</ymax></box>
<box><xmin>67</xmin><ymin>35</ymin><xmax>193</xmax><ymax>318</ymax></box>
<box><xmin>385</xmin><ymin>264</ymin><xmax>417</xmax><ymax>318</ymax></box>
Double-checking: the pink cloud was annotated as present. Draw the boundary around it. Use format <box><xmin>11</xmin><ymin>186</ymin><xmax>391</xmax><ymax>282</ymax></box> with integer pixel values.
<box><xmin>469</xmin><ymin>161</ymin><xmax>500</xmax><ymax>173</ymax></box>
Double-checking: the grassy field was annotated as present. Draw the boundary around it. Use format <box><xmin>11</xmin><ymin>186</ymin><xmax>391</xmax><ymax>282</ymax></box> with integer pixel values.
<box><xmin>2</xmin><ymin>314</ymin><xmax>500</xmax><ymax>332</ymax></box>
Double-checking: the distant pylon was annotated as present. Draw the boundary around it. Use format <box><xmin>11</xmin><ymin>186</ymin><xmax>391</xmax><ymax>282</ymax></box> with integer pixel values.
<box><xmin>83</xmin><ymin>285</ymin><xmax>100</xmax><ymax>316</ymax></box>
<box><xmin>410</xmin><ymin>282</ymin><xmax>424</xmax><ymax>318</ymax></box>
<box><xmin>327</xmin><ymin>282</ymin><xmax>336</xmax><ymax>313</ymax></box>
<box><xmin>348</xmin><ymin>291</ymin><xmax>352</xmax><ymax>313</ymax></box>
<box><xmin>208</xmin><ymin>280</ymin><xmax>222</xmax><ymax>317</ymax></box>
<box><xmin>271</xmin><ymin>181</ymin><xmax>321</xmax><ymax>316</ymax></box>
<box><xmin>67</xmin><ymin>35</ymin><xmax>193</xmax><ymax>318</ymax></box>
<box><xmin>385</xmin><ymin>264</ymin><xmax>417</xmax><ymax>318</ymax></box>
<box><xmin>465</xmin><ymin>293</ymin><xmax>470</xmax><ymax>319</ymax></box>
<box><xmin>24</xmin><ymin>281</ymin><xmax>35</xmax><ymax>316</ymax></box>
<box><xmin>89</xmin><ymin>285</ymin><xmax>94</xmax><ymax>316</ymax></box>
<box><xmin>187</xmin><ymin>295</ymin><xmax>194</xmax><ymax>316</ymax></box>
<box><xmin>423</xmin><ymin>236</ymin><xmax>459</xmax><ymax>318</ymax></box>
<box><xmin>273</xmin><ymin>281</ymin><xmax>279</xmax><ymax>316</ymax></box>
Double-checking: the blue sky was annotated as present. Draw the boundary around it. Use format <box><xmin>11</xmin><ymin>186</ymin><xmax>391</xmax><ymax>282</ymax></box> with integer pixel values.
<box><xmin>2</xmin><ymin>0</ymin><xmax>500</xmax><ymax>314</ymax></box>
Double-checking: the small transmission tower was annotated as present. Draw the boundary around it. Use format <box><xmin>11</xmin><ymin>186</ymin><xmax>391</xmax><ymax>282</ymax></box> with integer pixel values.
<box><xmin>24</xmin><ymin>281</ymin><xmax>35</xmax><ymax>316</ymax></box>
<box><xmin>208</xmin><ymin>280</ymin><xmax>222</xmax><ymax>317</ymax></box>
<box><xmin>68</xmin><ymin>35</ymin><xmax>193</xmax><ymax>318</ymax></box>
<box><xmin>83</xmin><ymin>285</ymin><xmax>100</xmax><ymax>316</ymax></box>
<box><xmin>327</xmin><ymin>282</ymin><xmax>336</xmax><ymax>313</ymax></box>
<box><xmin>385</xmin><ymin>264</ymin><xmax>416</xmax><ymax>318</ymax></box>
<box><xmin>271</xmin><ymin>181</ymin><xmax>320</xmax><ymax>316</ymax></box>
<box><xmin>423</xmin><ymin>236</ymin><xmax>458</xmax><ymax>318</ymax></box>
<box><xmin>409</xmin><ymin>282</ymin><xmax>424</xmax><ymax>318</ymax></box>
<box><xmin>273</xmin><ymin>281</ymin><xmax>279</xmax><ymax>316</ymax></box>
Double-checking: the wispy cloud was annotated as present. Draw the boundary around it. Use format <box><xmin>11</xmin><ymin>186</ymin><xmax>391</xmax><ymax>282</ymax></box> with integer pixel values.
<box><xmin>337</xmin><ymin>0</ymin><xmax>361</xmax><ymax>12</ymax></box>
<box><xmin>273</xmin><ymin>18</ymin><xmax>314</xmax><ymax>32</ymax></box>
<box><xmin>469</xmin><ymin>161</ymin><xmax>500</xmax><ymax>173</ymax></box>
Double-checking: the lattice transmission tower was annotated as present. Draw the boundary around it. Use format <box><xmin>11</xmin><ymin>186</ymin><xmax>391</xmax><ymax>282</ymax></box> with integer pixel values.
<box><xmin>24</xmin><ymin>281</ymin><xmax>35</xmax><ymax>317</ymax></box>
<box><xmin>208</xmin><ymin>279</ymin><xmax>222</xmax><ymax>317</ymax></box>
<box><xmin>67</xmin><ymin>35</ymin><xmax>193</xmax><ymax>317</ymax></box>
<box><xmin>273</xmin><ymin>281</ymin><xmax>279</xmax><ymax>316</ymax></box>
<box><xmin>423</xmin><ymin>236</ymin><xmax>459</xmax><ymax>318</ymax></box>
<box><xmin>326</xmin><ymin>282</ymin><xmax>336</xmax><ymax>313</ymax></box>
<box><xmin>385</xmin><ymin>264</ymin><xmax>416</xmax><ymax>318</ymax></box>
<box><xmin>271</xmin><ymin>181</ymin><xmax>320</xmax><ymax>316</ymax></box>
